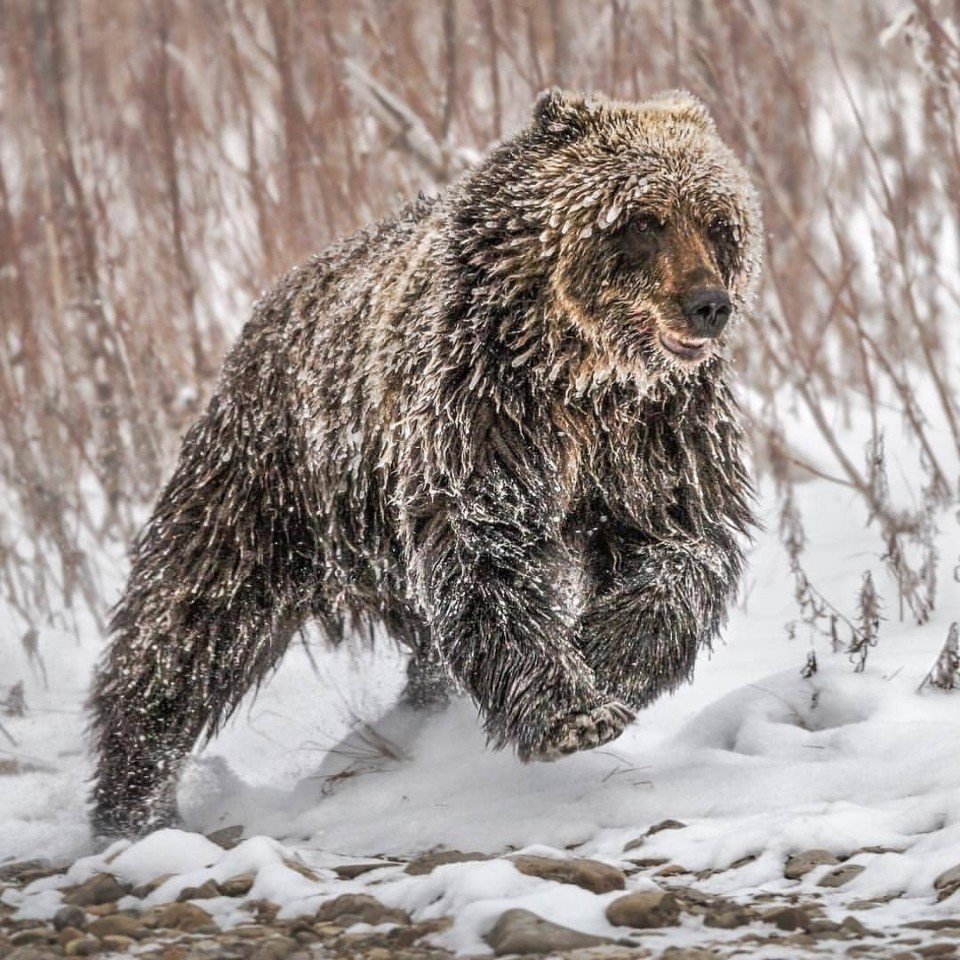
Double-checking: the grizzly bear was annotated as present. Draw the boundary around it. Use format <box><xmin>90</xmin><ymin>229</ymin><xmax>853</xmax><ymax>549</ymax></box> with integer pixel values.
<box><xmin>90</xmin><ymin>89</ymin><xmax>761</xmax><ymax>837</ymax></box>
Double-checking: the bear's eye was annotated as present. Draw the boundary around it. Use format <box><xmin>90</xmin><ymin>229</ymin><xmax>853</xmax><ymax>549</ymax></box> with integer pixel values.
<box><xmin>708</xmin><ymin>216</ymin><xmax>738</xmax><ymax>248</ymax></box>
<box><xmin>627</xmin><ymin>215</ymin><xmax>663</xmax><ymax>238</ymax></box>
<box><xmin>614</xmin><ymin>215</ymin><xmax>664</xmax><ymax>263</ymax></box>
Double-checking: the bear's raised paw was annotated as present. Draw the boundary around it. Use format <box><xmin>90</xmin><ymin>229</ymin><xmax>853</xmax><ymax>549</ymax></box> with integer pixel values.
<box><xmin>520</xmin><ymin>700</ymin><xmax>635</xmax><ymax>762</ymax></box>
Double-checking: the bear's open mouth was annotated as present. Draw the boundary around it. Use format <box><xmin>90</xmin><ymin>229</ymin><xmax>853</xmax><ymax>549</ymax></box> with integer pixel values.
<box><xmin>658</xmin><ymin>329</ymin><xmax>711</xmax><ymax>361</ymax></box>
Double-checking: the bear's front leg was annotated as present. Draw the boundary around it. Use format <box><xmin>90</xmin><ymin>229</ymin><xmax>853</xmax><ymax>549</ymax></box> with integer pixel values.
<box><xmin>407</xmin><ymin>469</ymin><xmax>633</xmax><ymax>761</ymax></box>
<box><xmin>578</xmin><ymin>524</ymin><xmax>744</xmax><ymax>708</ymax></box>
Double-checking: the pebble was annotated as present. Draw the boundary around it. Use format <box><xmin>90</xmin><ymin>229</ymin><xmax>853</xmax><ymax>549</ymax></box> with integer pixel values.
<box><xmin>333</xmin><ymin>862</ymin><xmax>400</xmax><ymax>880</ymax></box>
<box><xmin>64</xmin><ymin>937</ymin><xmax>101</xmax><ymax>957</ymax></box>
<box><xmin>85</xmin><ymin>914</ymin><xmax>147</xmax><ymax>939</ymax></box>
<box><xmin>206</xmin><ymin>825</ymin><xmax>244</xmax><ymax>849</ymax></box>
<box><xmin>765</xmin><ymin>906</ymin><xmax>815</xmax><ymax>932</ymax></box>
<box><xmin>154</xmin><ymin>902</ymin><xmax>215</xmax><ymax>932</ymax></box>
<box><xmin>315</xmin><ymin>894</ymin><xmax>410</xmax><ymax>926</ymax></box>
<box><xmin>510</xmin><ymin>855</ymin><xmax>626</xmax><ymax>894</ymax></box>
<box><xmin>8</xmin><ymin>929</ymin><xmax>56</xmax><ymax>947</ymax></box>
<box><xmin>52</xmin><ymin>906</ymin><xmax>87</xmax><ymax>932</ymax></box>
<box><xmin>605</xmin><ymin>889</ymin><xmax>681</xmax><ymax>928</ymax></box>
<box><xmin>177</xmin><ymin>879</ymin><xmax>220</xmax><ymax>901</ymax></box>
<box><xmin>250</xmin><ymin>936</ymin><xmax>298</xmax><ymax>960</ymax></box>
<box><xmin>0</xmin><ymin>861</ymin><xmax>50</xmax><ymax>883</ymax></box>
<box><xmin>784</xmin><ymin>849</ymin><xmax>840</xmax><ymax>880</ymax></box>
<box><xmin>818</xmin><ymin>863</ymin><xmax>866</xmax><ymax>888</ymax></box>
<box><xmin>58</xmin><ymin>926</ymin><xmax>85</xmax><ymax>946</ymax></box>
<box><xmin>218</xmin><ymin>873</ymin><xmax>255</xmax><ymax>897</ymax></box>
<box><xmin>403</xmin><ymin>850</ymin><xmax>490</xmax><ymax>875</ymax></box>
<box><xmin>101</xmin><ymin>934</ymin><xmax>136</xmax><ymax>952</ymax></box>
<box><xmin>646</xmin><ymin>818</ymin><xmax>687</xmax><ymax>836</ymax></box>
<box><xmin>703</xmin><ymin>905</ymin><xmax>751</xmax><ymax>928</ymax></box>
<box><xmin>63</xmin><ymin>873</ymin><xmax>130</xmax><ymax>908</ymax></box>
<box><xmin>483</xmin><ymin>908</ymin><xmax>612</xmax><ymax>955</ymax></box>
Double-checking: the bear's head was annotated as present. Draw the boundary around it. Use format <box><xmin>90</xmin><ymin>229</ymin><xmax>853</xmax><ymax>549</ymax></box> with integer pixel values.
<box><xmin>455</xmin><ymin>89</ymin><xmax>762</xmax><ymax>385</ymax></box>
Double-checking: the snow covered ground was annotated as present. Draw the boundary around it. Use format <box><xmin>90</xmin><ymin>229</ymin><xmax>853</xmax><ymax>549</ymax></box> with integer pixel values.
<box><xmin>2</xmin><ymin>448</ymin><xmax>960</xmax><ymax>955</ymax></box>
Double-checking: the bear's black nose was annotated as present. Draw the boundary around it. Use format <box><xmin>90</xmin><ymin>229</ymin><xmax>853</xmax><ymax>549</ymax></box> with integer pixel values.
<box><xmin>683</xmin><ymin>288</ymin><xmax>732</xmax><ymax>338</ymax></box>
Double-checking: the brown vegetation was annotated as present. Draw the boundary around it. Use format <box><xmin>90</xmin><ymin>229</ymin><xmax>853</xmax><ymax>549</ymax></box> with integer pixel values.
<box><xmin>0</xmin><ymin>0</ymin><xmax>957</xmax><ymax>663</ymax></box>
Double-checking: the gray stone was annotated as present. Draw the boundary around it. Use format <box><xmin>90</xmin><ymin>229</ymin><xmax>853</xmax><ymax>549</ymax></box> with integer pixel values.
<box><xmin>510</xmin><ymin>855</ymin><xmax>626</xmax><ymax>894</ymax></box>
<box><xmin>605</xmin><ymin>889</ymin><xmax>681</xmax><ymax>928</ymax></box>
<box><xmin>484</xmin><ymin>908</ymin><xmax>612</xmax><ymax>955</ymax></box>
<box><xmin>52</xmin><ymin>906</ymin><xmax>87</xmax><ymax>931</ymax></box>
<box><xmin>207</xmin><ymin>825</ymin><xmax>244</xmax><ymax>849</ymax></box>
<box><xmin>333</xmin><ymin>862</ymin><xmax>401</xmax><ymax>880</ymax></box>
<box><xmin>783</xmin><ymin>849</ymin><xmax>839</xmax><ymax>880</ymax></box>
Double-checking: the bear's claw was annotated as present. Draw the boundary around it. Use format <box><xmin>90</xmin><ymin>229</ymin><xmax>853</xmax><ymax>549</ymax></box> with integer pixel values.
<box><xmin>520</xmin><ymin>700</ymin><xmax>635</xmax><ymax>762</ymax></box>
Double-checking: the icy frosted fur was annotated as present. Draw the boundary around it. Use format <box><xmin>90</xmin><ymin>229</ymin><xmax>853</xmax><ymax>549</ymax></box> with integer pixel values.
<box><xmin>90</xmin><ymin>89</ymin><xmax>761</xmax><ymax>836</ymax></box>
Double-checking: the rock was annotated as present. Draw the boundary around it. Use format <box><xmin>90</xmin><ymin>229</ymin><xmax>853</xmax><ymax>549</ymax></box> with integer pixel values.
<box><xmin>281</xmin><ymin>859</ymin><xmax>321</xmax><ymax>882</ymax></box>
<box><xmin>63</xmin><ymin>873</ymin><xmax>131</xmax><ymax>907</ymax></box>
<box><xmin>654</xmin><ymin>864</ymin><xmax>689</xmax><ymax>877</ymax></box>
<box><xmin>315</xmin><ymin>894</ymin><xmax>409</xmax><ymax>926</ymax></box>
<box><xmin>484</xmin><ymin>908</ymin><xmax>612</xmax><ymax>955</ymax></box>
<box><xmin>918</xmin><ymin>945</ymin><xmax>960</xmax><ymax>958</ymax></box>
<box><xmin>403</xmin><ymin>850</ymin><xmax>490</xmax><ymax>875</ymax></box>
<box><xmin>131</xmin><ymin>873</ymin><xmax>175</xmax><ymax>899</ymax></box>
<box><xmin>817</xmin><ymin>863</ymin><xmax>866</xmax><ymax>888</ymax></box>
<box><xmin>510</xmin><ymin>855</ymin><xmax>626</xmax><ymax>894</ymax></box>
<box><xmin>0</xmin><ymin>860</ymin><xmax>50</xmax><ymax>883</ymax></box>
<box><xmin>646</xmin><ymin>819</ymin><xmax>687</xmax><ymax>836</ymax></box>
<box><xmin>934</xmin><ymin>863</ymin><xmax>960</xmax><ymax>891</ymax></box>
<box><xmin>626</xmin><ymin>857</ymin><xmax>669</xmax><ymax>868</ymax></box>
<box><xmin>154</xmin><ymin>902</ymin><xmax>215</xmax><ymax>932</ymax></box>
<box><xmin>177</xmin><ymin>879</ymin><xmax>220</xmax><ymax>901</ymax></box>
<box><xmin>100</xmin><ymin>935</ymin><xmax>135</xmax><ymax>953</ymax></box>
<box><xmin>218</xmin><ymin>873</ymin><xmax>256</xmax><ymax>897</ymax></box>
<box><xmin>333</xmin><ymin>862</ymin><xmax>401</xmax><ymax>880</ymax></box>
<box><xmin>383</xmin><ymin>917</ymin><xmax>454</xmax><ymax>947</ymax></box>
<box><xmin>58</xmin><ymin>927</ymin><xmax>85</xmax><ymax>947</ymax></box>
<box><xmin>765</xmin><ymin>906</ymin><xmax>815</xmax><ymax>932</ymax></box>
<box><xmin>660</xmin><ymin>949</ymin><xmax>720</xmax><ymax>960</ymax></box>
<box><xmin>64</xmin><ymin>938</ymin><xmax>101</xmax><ymax>957</ymax></box>
<box><xmin>838</xmin><ymin>915</ymin><xmax>870</xmax><ymax>938</ymax></box>
<box><xmin>703</xmin><ymin>905</ymin><xmax>751</xmax><ymax>928</ymax></box>
<box><xmin>4</xmin><ymin>948</ymin><xmax>63</xmax><ymax>960</ymax></box>
<box><xmin>8</xmin><ymin>930</ymin><xmax>55</xmax><ymax>947</ymax></box>
<box><xmin>783</xmin><ymin>849</ymin><xmax>840</xmax><ymax>880</ymax></box>
<box><xmin>623</xmin><ymin>836</ymin><xmax>646</xmax><ymax>852</ymax></box>
<box><xmin>250</xmin><ymin>937</ymin><xmax>298</xmax><ymax>960</ymax></box>
<box><xmin>53</xmin><ymin>906</ymin><xmax>87</xmax><ymax>931</ymax></box>
<box><xmin>207</xmin><ymin>825</ymin><xmax>244</xmax><ymax>849</ymax></box>
<box><xmin>905</xmin><ymin>919</ymin><xmax>960</xmax><ymax>930</ymax></box>
<box><xmin>605</xmin><ymin>889</ymin><xmax>681</xmax><ymax>928</ymax></box>
<box><xmin>85</xmin><ymin>914</ymin><xmax>147</xmax><ymax>939</ymax></box>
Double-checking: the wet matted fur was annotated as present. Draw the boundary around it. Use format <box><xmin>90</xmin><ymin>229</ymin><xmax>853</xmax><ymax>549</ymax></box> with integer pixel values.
<box><xmin>90</xmin><ymin>89</ymin><xmax>762</xmax><ymax>836</ymax></box>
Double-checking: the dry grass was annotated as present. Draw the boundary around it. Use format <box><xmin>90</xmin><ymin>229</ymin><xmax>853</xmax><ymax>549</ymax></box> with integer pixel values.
<box><xmin>0</xmin><ymin>0</ymin><xmax>957</xmax><ymax>659</ymax></box>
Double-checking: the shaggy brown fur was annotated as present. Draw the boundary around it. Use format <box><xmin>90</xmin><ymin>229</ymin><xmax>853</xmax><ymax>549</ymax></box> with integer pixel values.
<box><xmin>90</xmin><ymin>89</ymin><xmax>762</xmax><ymax>836</ymax></box>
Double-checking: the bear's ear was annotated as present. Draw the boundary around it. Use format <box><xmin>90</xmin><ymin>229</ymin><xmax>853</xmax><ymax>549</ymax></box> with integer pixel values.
<box><xmin>647</xmin><ymin>90</ymin><xmax>716</xmax><ymax>130</ymax></box>
<box><xmin>532</xmin><ymin>88</ymin><xmax>600</xmax><ymax>136</ymax></box>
